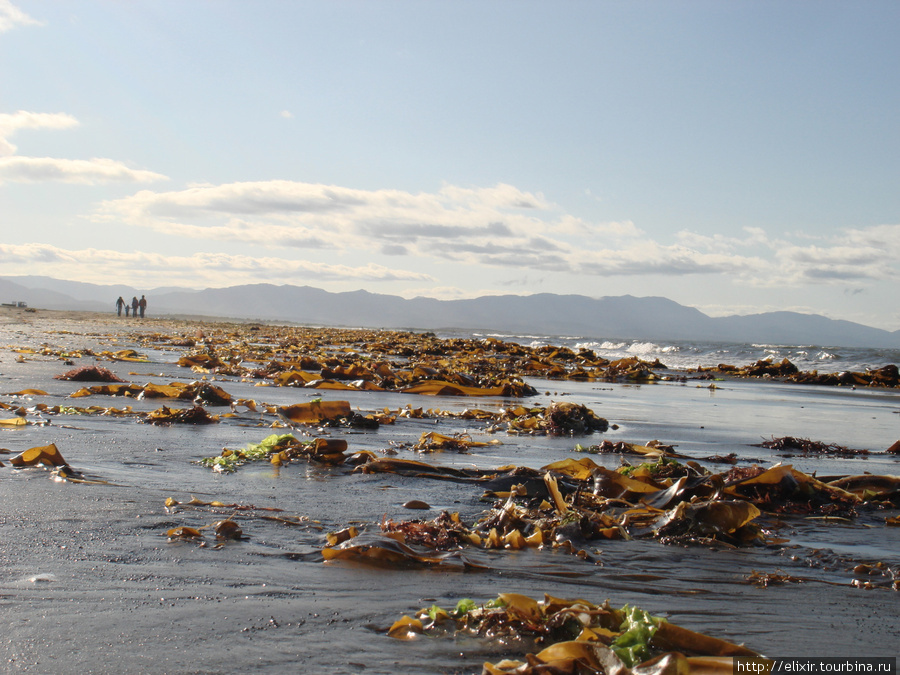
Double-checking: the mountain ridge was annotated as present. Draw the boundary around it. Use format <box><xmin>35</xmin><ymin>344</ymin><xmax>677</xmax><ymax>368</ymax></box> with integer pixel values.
<box><xmin>2</xmin><ymin>276</ymin><xmax>897</xmax><ymax>349</ymax></box>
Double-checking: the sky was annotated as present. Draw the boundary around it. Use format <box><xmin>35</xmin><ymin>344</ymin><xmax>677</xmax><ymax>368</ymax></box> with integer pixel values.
<box><xmin>1</xmin><ymin>1</ymin><xmax>899</xmax><ymax>330</ymax></box>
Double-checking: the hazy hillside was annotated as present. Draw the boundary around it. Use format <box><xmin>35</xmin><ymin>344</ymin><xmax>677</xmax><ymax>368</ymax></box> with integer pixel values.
<box><xmin>2</xmin><ymin>276</ymin><xmax>898</xmax><ymax>349</ymax></box>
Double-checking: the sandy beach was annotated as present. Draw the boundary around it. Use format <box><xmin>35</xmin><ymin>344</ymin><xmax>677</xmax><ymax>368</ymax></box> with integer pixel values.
<box><xmin>1</xmin><ymin>308</ymin><xmax>898</xmax><ymax>674</ymax></box>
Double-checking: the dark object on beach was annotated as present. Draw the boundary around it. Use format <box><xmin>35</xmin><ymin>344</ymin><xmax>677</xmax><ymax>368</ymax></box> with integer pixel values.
<box><xmin>53</xmin><ymin>365</ymin><xmax>126</xmax><ymax>382</ymax></box>
<box><xmin>759</xmin><ymin>436</ymin><xmax>870</xmax><ymax>456</ymax></box>
<box><xmin>543</xmin><ymin>401</ymin><xmax>609</xmax><ymax>434</ymax></box>
<box><xmin>145</xmin><ymin>405</ymin><xmax>218</xmax><ymax>425</ymax></box>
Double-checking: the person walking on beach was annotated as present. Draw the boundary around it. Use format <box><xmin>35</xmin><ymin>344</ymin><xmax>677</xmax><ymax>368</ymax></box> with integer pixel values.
<box><xmin>131</xmin><ymin>296</ymin><xmax>139</xmax><ymax>319</ymax></box>
<box><xmin>138</xmin><ymin>295</ymin><xmax>147</xmax><ymax>319</ymax></box>
<box><xmin>115</xmin><ymin>296</ymin><xmax>125</xmax><ymax>316</ymax></box>
<box><xmin>125</xmin><ymin>304</ymin><xmax>130</xmax><ymax>317</ymax></box>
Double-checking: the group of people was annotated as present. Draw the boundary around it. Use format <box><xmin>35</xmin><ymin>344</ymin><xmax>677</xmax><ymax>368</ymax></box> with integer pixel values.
<box><xmin>115</xmin><ymin>295</ymin><xmax>148</xmax><ymax>318</ymax></box>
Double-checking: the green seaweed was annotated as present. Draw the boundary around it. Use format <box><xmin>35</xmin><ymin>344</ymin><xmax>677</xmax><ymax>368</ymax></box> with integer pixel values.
<box><xmin>198</xmin><ymin>433</ymin><xmax>303</xmax><ymax>473</ymax></box>
<box><xmin>611</xmin><ymin>604</ymin><xmax>664</xmax><ymax>667</ymax></box>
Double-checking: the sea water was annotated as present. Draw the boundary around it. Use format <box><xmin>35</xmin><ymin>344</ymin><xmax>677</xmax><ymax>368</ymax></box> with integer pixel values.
<box><xmin>466</xmin><ymin>330</ymin><xmax>900</xmax><ymax>374</ymax></box>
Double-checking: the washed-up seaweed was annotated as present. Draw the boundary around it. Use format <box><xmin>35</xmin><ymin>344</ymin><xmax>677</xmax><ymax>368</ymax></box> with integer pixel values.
<box><xmin>506</xmin><ymin>402</ymin><xmax>610</xmax><ymax>435</ymax></box>
<box><xmin>758</xmin><ymin>436</ymin><xmax>873</xmax><ymax>457</ymax></box>
<box><xmin>277</xmin><ymin>399</ymin><xmax>387</xmax><ymax>429</ymax></box>
<box><xmin>696</xmin><ymin>359</ymin><xmax>900</xmax><ymax>389</ymax></box>
<box><xmin>14</xmin><ymin>323</ymin><xmax>900</xmax><ymax>393</ymax></box>
<box><xmin>388</xmin><ymin>592</ymin><xmax>759</xmax><ymax>672</ymax></box>
<box><xmin>68</xmin><ymin>380</ymin><xmax>233</xmax><ymax>405</ymax></box>
<box><xmin>3</xmin><ymin>443</ymin><xmax>110</xmax><ymax>484</ymax></box>
<box><xmin>342</xmin><ymin>452</ymin><xmax>900</xmax><ymax>558</ymax></box>
<box><xmin>143</xmin><ymin>405</ymin><xmax>219</xmax><ymax>425</ymax></box>
<box><xmin>8</xmin><ymin>443</ymin><xmax>69</xmax><ymax>468</ymax></box>
<box><xmin>322</xmin><ymin>531</ymin><xmax>485</xmax><ymax>570</ymax></box>
<box><xmin>198</xmin><ymin>433</ymin><xmax>348</xmax><ymax>472</ymax></box>
<box><xmin>412</xmin><ymin>431</ymin><xmax>498</xmax><ymax>452</ymax></box>
<box><xmin>53</xmin><ymin>365</ymin><xmax>126</xmax><ymax>382</ymax></box>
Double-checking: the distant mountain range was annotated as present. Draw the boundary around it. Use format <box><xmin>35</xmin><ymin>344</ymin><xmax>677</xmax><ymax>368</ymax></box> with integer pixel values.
<box><xmin>2</xmin><ymin>275</ymin><xmax>899</xmax><ymax>349</ymax></box>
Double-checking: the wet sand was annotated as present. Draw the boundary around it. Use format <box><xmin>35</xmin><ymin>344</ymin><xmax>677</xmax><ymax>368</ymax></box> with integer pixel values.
<box><xmin>1</xmin><ymin>308</ymin><xmax>898</xmax><ymax>674</ymax></box>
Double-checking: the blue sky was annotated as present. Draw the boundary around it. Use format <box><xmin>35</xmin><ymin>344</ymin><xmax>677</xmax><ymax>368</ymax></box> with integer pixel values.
<box><xmin>2</xmin><ymin>1</ymin><xmax>899</xmax><ymax>329</ymax></box>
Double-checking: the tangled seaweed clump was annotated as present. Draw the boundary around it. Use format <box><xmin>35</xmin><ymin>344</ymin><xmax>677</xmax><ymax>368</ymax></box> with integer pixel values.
<box><xmin>198</xmin><ymin>433</ymin><xmax>349</xmax><ymax>472</ymax></box>
<box><xmin>698</xmin><ymin>359</ymin><xmax>900</xmax><ymax>389</ymax></box>
<box><xmin>163</xmin><ymin>326</ymin><xmax>677</xmax><ymax>392</ymax></box>
<box><xmin>53</xmin><ymin>365</ymin><xmax>126</xmax><ymax>382</ymax></box>
<box><xmin>388</xmin><ymin>592</ymin><xmax>759</xmax><ymax>673</ymax></box>
<box><xmin>759</xmin><ymin>436</ymin><xmax>874</xmax><ymax>457</ymax></box>
<box><xmin>345</xmin><ymin>450</ymin><xmax>900</xmax><ymax>561</ymax></box>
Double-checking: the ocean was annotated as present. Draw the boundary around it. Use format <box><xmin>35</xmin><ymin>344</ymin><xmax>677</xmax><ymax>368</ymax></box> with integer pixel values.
<box><xmin>467</xmin><ymin>331</ymin><xmax>900</xmax><ymax>374</ymax></box>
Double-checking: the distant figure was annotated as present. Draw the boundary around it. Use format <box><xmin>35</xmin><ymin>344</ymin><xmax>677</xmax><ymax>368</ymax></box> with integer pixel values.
<box><xmin>115</xmin><ymin>296</ymin><xmax>125</xmax><ymax>316</ymax></box>
<box><xmin>131</xmin><ymin>296</ymin><xmax>139</xmax><ymax>319</ymax></box>
<box><xmin>125</xmin><ymin>305</ymin><xmax>130</xmax><ymax>317</ymax></box>
<box><xmin>139</xmin><ymin>295</ymin><xmax>147</xmax><ymax>319</ymax></box>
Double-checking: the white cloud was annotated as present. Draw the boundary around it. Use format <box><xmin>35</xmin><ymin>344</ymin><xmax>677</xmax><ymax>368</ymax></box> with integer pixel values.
<box><xmin>0</xmin><ymin>156</ymin><xmax>168</xmax><ymax>184</ymax></box>
<box><xmin>0</xmin><ymin>1</ymin><xmax>41</xmax><ymax>32</ymax></box>
<box><xmin>0</xmin><ymin>111</ymin><xmax>79</xmax><ymax>156</ymax></box>
<box><xmin>0</xmin><ymin>110</ymin><xmax>166</xmax><ymax>184</ymax></box>
<box><xmin>574</xmin><ymin>242</ymin><xmax>767</xmax><ymax>278</ymax></box>
<box><xmin>552</xmin><ymin>214</ymin><xmax>643</xmax><ymax>240</ymax></box>
<box><xmin>437</xmin><ymin>183</ymin><xmax>550</xmax><ymax>210</ymax></box>
<box><xmin>92</xmin><ymin>178</ymin><xmax>900</xmax><ymax>291</ymax></box>
<box><xmin>95</xmin><ymin>181</ymin><xmax>558</xmax><ymax>252</ymax></box>
<box><xmin>0</xmin><ymin>243</ymin><xmax>434</xmax><ymax>287</ymax></box>
<box><xmin>280</xmin><ymin>110</ymin><xmax>293</xmax><ymax>119</ymax></box>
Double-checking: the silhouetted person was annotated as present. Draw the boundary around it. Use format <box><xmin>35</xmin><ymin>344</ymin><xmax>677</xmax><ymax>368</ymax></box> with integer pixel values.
<box><xmin>139</xmin><ymin>295</ymin><xmax>147</xmax><ymax>319</ymax></box>
<box><xmin>125</xmin><ymin>305</ymin><xmax>130</xmax><ymax>317</ymax></box>
<box><xmin>131</xmin><ymin>296</ymin><xmax>139</xmax><ymax>319</ymax></box>
<box><xmin>115</xmin><ymin>296</ymin><xmax>125</xmax><ymax>316</ymax></box>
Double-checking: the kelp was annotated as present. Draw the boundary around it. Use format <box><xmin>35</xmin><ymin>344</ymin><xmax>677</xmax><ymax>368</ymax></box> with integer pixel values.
<box><xmin>164</xmin><ymin>494</ymin><xmax>319</xmax><ymax>530</ymax></box>
<box><xmin>398</xmin><ymin>380</ymin><xmax>536</xmax><ymax>397</ymax></box>
<box><xmin>100</xmin><ymin>349</ymin><xmax>149</xmax><ymax>362</ymax></box>
<box><xmin>54</xmin><ymin>404</ymin><xmax>141</xmax><ymax>417</ymax></box>
<box><xmin>506</xmin><ymin>402</ymin><xmax>609</xmax><ymax>435</ymax></box>
<box><xmin>356</xmin><ymin>453</ymin><xmax>900</xmax><ymax>559</ymax></box>
<box><xmin>70</xmin><ymin>383</ymin><xmax>144</xmax><ymax>398</ymax></box>
<box><xmin>321</xmin><ymin>531</ymin><xmax>484</xmax><ymax>570</ymax></box>
<box><xmin>696</xmin><ymin>360</ymin><xmax>900</xmax><ymax>389</ymax></box>
<box><xmin>745</xmin><ymin>570</ymin><xmax>806</xmax><ymax>588</ymax></box>
<box><xmin>412</xmin><ymin>431</ymin><xmax>497</xmax><ymax>452</ymax></box>
<box><xmin>68</xmin><ymin>380</ymin><xmax>233</xmax><ymax>405</ymax></box>
<box><xmin>177</xmin><ymin>353</ymin><xmax>227</xmax><ymax>370</ymax></box>
<box><xmin>367</xmin><ymin>402</ymin><xmax>612</xmax><ymax>438</ymax></box>
<box><xmin>143</xmin><ymin>405</ymin><xmax>218</xmax><ymax>425</ymax></box>
<box><xmin>198</xmin><ymin>433</ymin><xmax>348</xmax><ymax>472</ymax></box>
<box><xmin>723</xmin><ymin>464</ymin><xmax>861</xmax><ymax>516</ymax></box>
<box><xmin>278</xmin><ymin>400</ymin><xmax>353</xmax><ymax>425</ymax></box>
<box><xmin>9</xmin><ymin>443</ymin><xmax>69</xmax><ymax>468</ymax></box>
<box><xmin>382</xmin><ymin>511</ymin><xmax>482</xmax><ymax>550</ymax></box>
<box><xmin>826</xmin><ymin>474</ymin><xmax>900</xmax><ymax>500</ymax></box>
<box><xmin>54</xmin><ymin>365</ymin><xmax>126</xmax><ymax>382</ymax></box>
<box><xmin>166</xmin><ymin>518</ymin><xmax>245</xmax><ymax>544</ymax></box>
<box><xmin>3</xmin><ymin>444</ymin><xmax>109</xmax><ymax>484</ymax></box>
<box><xmin>758</xmin><ymin>436</ymin><xmax>876</xmax><ymax>457</ymax></box>
<box><xmin>575</xmin><ymin>440</ymin><xmax>687</xmax><ymax>459</ymax></box>
<box><xmin>388</xmin><ymin>592</ymin><xmax>758</xmax><ymax>673</ymax></box>
<box><xmin>355</xmin><ymin>457</ymin><xmax>495</xmax><ymax>481</ymax></box>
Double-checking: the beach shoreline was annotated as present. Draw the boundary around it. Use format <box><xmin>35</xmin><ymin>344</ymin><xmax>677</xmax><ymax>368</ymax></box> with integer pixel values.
<box><xmin>1</xmin><ymin>309</ymin><xmax>898</xmax><ymax>673</ymax></box>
